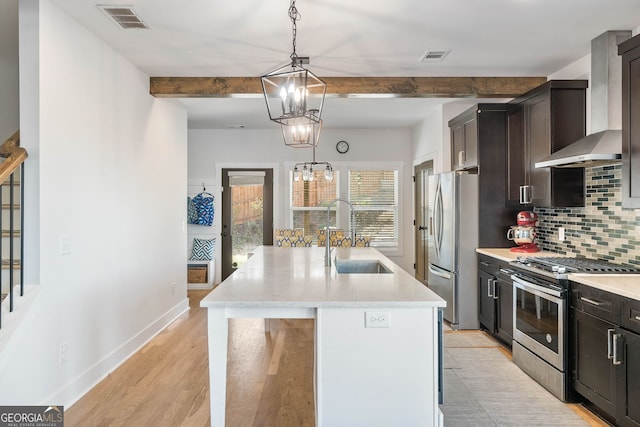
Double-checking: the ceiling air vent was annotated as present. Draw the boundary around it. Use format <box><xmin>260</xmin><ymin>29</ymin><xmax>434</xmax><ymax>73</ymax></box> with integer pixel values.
<box><xmin>97</xmin><ymin>5</ymin><xmax>149</xmax><ymax>30</ymax></box>
<box><xmin>419</xmin><ymin>49</ymin><xmax>450</xmax><ymax>63</ymax></box>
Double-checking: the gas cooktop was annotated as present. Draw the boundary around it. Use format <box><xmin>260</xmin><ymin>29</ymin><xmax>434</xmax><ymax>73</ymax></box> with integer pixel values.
<box><xmin>510</xmin><ymin>256</ymin><xmax>640</xmax><ymax>280</ymax></box>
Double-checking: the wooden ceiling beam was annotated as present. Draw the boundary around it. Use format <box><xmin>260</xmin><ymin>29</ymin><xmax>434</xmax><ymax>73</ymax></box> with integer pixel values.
<box><xmin>150</xmin><ymin>76</ymin><xmax>547</xmax><ymax>98</ymax></box>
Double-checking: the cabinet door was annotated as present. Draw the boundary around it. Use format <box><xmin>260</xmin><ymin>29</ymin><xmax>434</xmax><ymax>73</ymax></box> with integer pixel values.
<box><xmin>463</xmin><ymin>118</ymin><xmax>478</xmax><ymax>168</ymax></box>
<box><xmin>621</xmin><ymin>39</ymin><xmax>640</xmax><ymax>208</ymax></box>
<box><xmin>451</xmin><ymin>123</ymin><xmax>465</xmax><ymax>170</ymax></box>
<box><xmin>478</xmin><ymin>270</ymin><xmax>496</xmax><ymax>332</ymax></box>
<box><xmin>618</xmin><ymin>328</ymin><xmax>640</xmax><ymax>427</ymax></box>
<box><xmin>496</xmin><ymin>276</ymin><xmax>513</xmax><ymax>343</ymax></box>
<box><xmin>506</xmin><ymin>106</ymin><xmax>526</xmax><ymax>206</ymax></box>
<box><xmin>571</xmin><ymin>308</ymin><xmax>618</xmax><ymax>418</ymax></box>
<box><xmin>526</xmin><ymin>93</ymin><xmax>552</xmax><ymax>207</ymax></box>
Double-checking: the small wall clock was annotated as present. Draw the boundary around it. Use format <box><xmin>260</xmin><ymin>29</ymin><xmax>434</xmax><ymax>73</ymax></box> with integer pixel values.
<box><xmin>336</xmin><ymin>140</ymin><xmax>349</xmax><ymax>154</ymax></box>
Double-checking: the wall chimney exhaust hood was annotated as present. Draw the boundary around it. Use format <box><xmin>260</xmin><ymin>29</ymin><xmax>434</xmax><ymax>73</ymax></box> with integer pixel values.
<box><xmin>536</xmin><ymin>31</ymin><xmax>631</xmax><ymax>169</ymax></box>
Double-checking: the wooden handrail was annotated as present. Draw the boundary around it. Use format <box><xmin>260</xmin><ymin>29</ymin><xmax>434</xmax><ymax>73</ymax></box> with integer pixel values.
<box><xmin>0</xmin><ymin>130</ymin><xmax>27</xmax><ymax>185</ymax></box>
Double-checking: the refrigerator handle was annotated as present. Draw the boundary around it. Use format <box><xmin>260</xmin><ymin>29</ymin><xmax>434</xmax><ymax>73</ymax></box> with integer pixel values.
<box><xmin>434</xmin><ymin>180</ymin><xmax>443</xmax><ymax>260</ymax></box>
<box><xmin>428</xmin><ymin>264</ymin><xmax>452</xmax><ymax>280</ymax></box>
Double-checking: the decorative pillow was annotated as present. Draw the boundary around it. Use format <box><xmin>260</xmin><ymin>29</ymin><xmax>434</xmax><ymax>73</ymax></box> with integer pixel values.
<box><xmin>190</xmin><ymin>238</ymin><xmax>215</xmax><ymax>260</ymax></box>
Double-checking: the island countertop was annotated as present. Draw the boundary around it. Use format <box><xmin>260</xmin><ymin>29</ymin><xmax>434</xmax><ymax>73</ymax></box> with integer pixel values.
<box><xmin>200</xmin><ymin>246</ymin><xmax>445</xmax><ymax>308</ymax></box>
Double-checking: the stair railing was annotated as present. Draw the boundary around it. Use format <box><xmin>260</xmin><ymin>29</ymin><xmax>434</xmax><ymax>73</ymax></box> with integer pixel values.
<box><xmin>0</xmin><ymin>130</ymin><xmax>27</xmax><ymax>329</ymax></box>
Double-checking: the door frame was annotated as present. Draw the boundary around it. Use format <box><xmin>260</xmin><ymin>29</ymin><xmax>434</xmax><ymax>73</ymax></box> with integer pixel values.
<box><xmin>220</xmin><ymin>167</ymin><xmax>274</xmax><ymax>281</ymax></box>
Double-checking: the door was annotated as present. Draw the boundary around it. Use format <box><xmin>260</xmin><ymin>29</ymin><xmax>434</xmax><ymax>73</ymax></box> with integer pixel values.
<box><xmin>428</xmin><ymin>263</ymin><xmax>456</xmax><ymax>324</ymax></box>
<box><xmin>478</xmin><ymin>269</ymin><xmax>496</xmax><ymax>332</ymax></box>
<box><xmin>414</xmin><ymin>160</ymin><xmax>433</xmax><ymax>285</ymax></box>
<box><xmin>571</xmin><ymin>308</ymin><xmax>617</xmax><ymax>417</ymax></box>
<box><xmin>618</xmin><ymin>327</ymin><xmax>640</xmax><ymax>426</ymax></box>
<box><xmin>221</xmin><ymin>169</ymin><xmax>273</xmax><ymax>281</ymax></box>
<box><xmin>428</xmin><ymin>172</ymin><xmax>455</xmax><ymax>272</ymax></box>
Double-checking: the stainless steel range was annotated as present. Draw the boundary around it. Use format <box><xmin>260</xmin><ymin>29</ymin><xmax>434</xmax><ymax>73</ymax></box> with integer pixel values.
<box><xmin>508</xmin><ymin>256</ymin><xmax>640</xmax><ymax>402</ymax></box>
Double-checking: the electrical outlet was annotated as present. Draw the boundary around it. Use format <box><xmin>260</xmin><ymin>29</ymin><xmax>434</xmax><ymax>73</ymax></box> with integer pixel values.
<box><xmin>59</xmin><ymin>342</ymin><xmax>68</xmax><ymax>364</ymax></box>
<box><xmin>171</xmin><ymin>282</ymin><xmax>176</xmax><ymax>296</ymax></box>
<box><xmin>558</xmin><ymin>227</ymin><xmax>565</xmax><ymax>242</ymax></box>
<box><xmin>365</xmin><ymin>311</ymin><xmax>390</xmax><ymax>328</ymax></box>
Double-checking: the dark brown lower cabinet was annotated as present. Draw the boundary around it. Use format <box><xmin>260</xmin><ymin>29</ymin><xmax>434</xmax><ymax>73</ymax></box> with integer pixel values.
<box><xmin>478</xmin><ymin>254</ymin><xmax>513</xmax><ymax>346</ymax></box>
<box><xmin>571</xmin><ymin>308</ymin><xmax>618</xmax><ymax>419</ymax></box>
<box><xmin>571</xmin><ymin>283</ymin><xmax>640</xmax><ymax>426</ymax></box>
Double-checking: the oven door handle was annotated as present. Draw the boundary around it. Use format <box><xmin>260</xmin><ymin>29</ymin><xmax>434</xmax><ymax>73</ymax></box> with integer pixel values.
<box><xmin>511</xmin><ymin>275</ymin><xmax>564</xmax><ymax>299</ymax></box>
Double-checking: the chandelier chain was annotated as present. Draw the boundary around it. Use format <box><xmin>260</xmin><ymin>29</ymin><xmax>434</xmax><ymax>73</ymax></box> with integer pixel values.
<box><xmin>289</xmin><ymin>0</ymin><xmax>301</xmax><ymax>63</ymax></box>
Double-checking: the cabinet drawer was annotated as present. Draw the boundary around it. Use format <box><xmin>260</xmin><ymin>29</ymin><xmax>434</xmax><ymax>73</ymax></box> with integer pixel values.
<box><xmin>478</xmin><ymin>254</ymin><xmax>500</xmax><ymax>275</ymax></box>
<box><xmin>621</xmin><ymin>297</ymin><xmax>640</xmax><ymax>334</ymax></box>
<box><xmin>571</xmin><ymin>282</ymin><xmax>620</xmax><ymax>323</ymax></box>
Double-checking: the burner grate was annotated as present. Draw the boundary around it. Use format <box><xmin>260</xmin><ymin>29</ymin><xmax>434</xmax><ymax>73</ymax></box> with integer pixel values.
<box><xmin>525</xmin><ymin>257</ymin><xmax>640</xmax><ymax>273</ymax></box>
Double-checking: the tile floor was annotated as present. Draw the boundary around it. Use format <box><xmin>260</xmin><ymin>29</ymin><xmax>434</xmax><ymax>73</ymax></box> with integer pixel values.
<box><xmin>441</xmin><ymin>330</ymin><xmax>595</xmax><ymax>426</ymax></box>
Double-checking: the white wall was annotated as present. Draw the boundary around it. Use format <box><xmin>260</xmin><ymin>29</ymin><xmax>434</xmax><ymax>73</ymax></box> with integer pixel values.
<box><xmin>0</xmin><ymin>0</ymin><xmax>189</xmax><ymax>407</ymax></box>
<box><xmin>0</xmin><ymin>0</ymin><xmax>19</xmax><ymax>142</ymax></box>
<box><xmin>188</xmin><ymin>127</ymin><xmax>416</xmax><ymax>271</ymax></box>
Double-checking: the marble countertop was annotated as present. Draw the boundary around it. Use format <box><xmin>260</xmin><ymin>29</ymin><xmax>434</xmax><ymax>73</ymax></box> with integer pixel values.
<box><xmin>201</xmin><ymin>246</ymin><xmax>446</xmax><ymax>308</ymax></box>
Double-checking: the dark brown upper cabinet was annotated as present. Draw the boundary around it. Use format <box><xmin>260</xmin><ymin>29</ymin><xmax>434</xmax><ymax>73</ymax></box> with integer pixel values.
<box><xmin>449</xmin><ymin>104</ymin><xmax>519</xmax><ymax>247</ymax></box>
<box><xmin>619</xmin><ymin>34</ymin><xmax>640</xmax><ymax>208</ymax></box>
<box><xmin>505</xmin><ymin>80</ymin><xmax>587</xmax><ymax>207</ymax></box>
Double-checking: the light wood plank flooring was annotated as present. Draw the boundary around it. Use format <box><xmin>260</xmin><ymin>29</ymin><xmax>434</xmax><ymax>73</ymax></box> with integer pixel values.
<box><xmin>66</xmin><ymin>291</ymin><xmax>607</xmax><ymax>426</ymax></box>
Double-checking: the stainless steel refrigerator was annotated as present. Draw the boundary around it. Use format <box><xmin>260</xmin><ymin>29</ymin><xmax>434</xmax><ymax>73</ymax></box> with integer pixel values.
<box><xmin>427</xmin><ymin>171</ymin><xmax>479</xmax><ymax>329</ymax></box>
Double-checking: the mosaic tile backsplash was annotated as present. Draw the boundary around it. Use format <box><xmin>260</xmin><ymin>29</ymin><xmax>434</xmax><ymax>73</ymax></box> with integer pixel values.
<box><xmin>534</xmin><ymin>164</ymin><xmax>640</xmax><ymax>267</ymax></box>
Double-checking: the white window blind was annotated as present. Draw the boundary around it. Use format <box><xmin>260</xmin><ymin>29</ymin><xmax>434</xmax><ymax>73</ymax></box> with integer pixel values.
<box><xmin>348</xmin><ymin>170</ymin><xmax>398</xmax><ymax>246</ymax></box>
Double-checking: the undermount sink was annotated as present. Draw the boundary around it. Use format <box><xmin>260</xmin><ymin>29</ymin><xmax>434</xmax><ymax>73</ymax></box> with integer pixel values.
<box><xmin>334</xmin><ymin>259</ymin><xmax>392</xmax><ymax>274</ymax></box>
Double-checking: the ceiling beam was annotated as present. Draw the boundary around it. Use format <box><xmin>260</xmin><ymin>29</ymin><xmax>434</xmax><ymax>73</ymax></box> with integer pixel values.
<box><xmin>150</xmin><ymin>76</ymin><xmax>547</xmax><ymax>98</ymax></box>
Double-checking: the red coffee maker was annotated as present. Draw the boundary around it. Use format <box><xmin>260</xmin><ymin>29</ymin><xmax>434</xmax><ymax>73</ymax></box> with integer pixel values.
<box><xmin>507</xmin><ymin>211</ymin><xmax>540</xmax><ymax>252</ymax></box>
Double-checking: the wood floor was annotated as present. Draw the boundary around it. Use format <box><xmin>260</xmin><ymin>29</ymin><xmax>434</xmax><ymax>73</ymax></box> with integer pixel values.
<box><xmin>65</xmin><ymin>290</ymin><xmax>315</xmax><ymax>426</ymax></box>
<box><xmin>66</xmin><ymin>290</ymin><xmax>607</xmax><ymax>426</ymax></box>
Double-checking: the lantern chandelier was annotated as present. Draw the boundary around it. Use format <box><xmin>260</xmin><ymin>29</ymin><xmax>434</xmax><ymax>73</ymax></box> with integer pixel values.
<box><xmin>261</xmin><ymin>0</ymin><xmax>327</xmax><ymax>148</ymax></box>
<box><xmin>293</xmin><ymin>145</ymin><xmax>333</xmax><ymax>182</ymax></box>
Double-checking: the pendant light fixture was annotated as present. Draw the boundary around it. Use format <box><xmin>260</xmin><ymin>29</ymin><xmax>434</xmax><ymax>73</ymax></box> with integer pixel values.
<box><xmin>293</xmin><ymin>146</ymin><xmax>333</xmax><ymax>182</ymax></box>
<box><xmin>261</xmin><ymin>0</ymin><xmax>326</xmax><ymax>148</ymax></box>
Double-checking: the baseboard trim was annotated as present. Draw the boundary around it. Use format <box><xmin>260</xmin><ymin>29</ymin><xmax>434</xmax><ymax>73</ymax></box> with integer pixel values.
<box><xmin>47</xmin><ymin>297</ymin><xmax>190</xmax><ymax>407</ymax></box>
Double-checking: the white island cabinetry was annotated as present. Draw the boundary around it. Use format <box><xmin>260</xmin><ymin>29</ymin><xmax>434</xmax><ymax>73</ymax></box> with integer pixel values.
<box><xmin>201</xmin><ymin>246</ymin><xmax>445</xmax><ymax>427</ymax></box>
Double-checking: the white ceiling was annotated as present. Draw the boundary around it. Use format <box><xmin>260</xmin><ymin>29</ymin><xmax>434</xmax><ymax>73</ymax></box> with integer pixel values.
<box><xmin>48</xmin><ymin>0</ymin><xmax>640</xmax><ymax>129</ymax></box>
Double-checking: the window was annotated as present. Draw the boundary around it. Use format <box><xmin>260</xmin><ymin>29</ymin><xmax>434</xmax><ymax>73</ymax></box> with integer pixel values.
<box><xmin>349</xmin><ymin>170</ymin><xmax>398</xmax><ymax>247</ymax></box>
<box><xmin>290</xmin><ymin>170</ymin><xmax>339</xmax><ymax>239</ymax></box>
<box><xmin>288</xmin><ymin>163</ymin><xmax>401</xmax><ymax>250</ymax></box>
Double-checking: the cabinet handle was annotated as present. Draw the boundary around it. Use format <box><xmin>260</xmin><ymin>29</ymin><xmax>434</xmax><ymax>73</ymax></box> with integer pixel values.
<box><xmin>607</xmin><ymin>328</ymin><xmax>615</xmax><ymax>360</ymax></box>
<box><xmin>579</xmin><ymin>296</ymin><xmax>603</xmax><ymax>307</ymax></box>
<box><xmin>492</xmin><ymin>280</ymin><xmax>498</xmax><ymax>300</ymax></box>
<box><xmin>458</xmin><ymin>150</ymin><xmax>465</xmax><ymax>167</ymax></box>
<box><xmin>635</xmin><ymin>315</ymin><xmax>640</xmax><ymax>322</ymax></box>
<box><xmin>480</xmin><ymin>261</ymin><xmax>490</xmax><ymax>267</ymax></box>
<box><xmin>519</xmin><ymin>185</ymin><xmax>532</xmax><ymax>204</ymax></box>
<box><xmin>612</xmin><ymin>333</ymin><xmax>623</xmax><ymax>366</ymax></box>
<box><xmin>487</xmin><ymin>278</ymin><xmax>494</xmax><ymax>298</ymax></box>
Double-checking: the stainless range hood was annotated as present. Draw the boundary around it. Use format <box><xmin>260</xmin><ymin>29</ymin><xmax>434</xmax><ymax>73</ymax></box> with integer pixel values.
<box><xmin>536</xmin><ymin>31</ymin><xmax>631</xmax><ymax>169</ymax></box>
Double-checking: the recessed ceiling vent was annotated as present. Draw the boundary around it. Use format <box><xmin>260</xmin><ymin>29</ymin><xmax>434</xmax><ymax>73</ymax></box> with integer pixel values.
<box><xmin>419</xmin><ymin>49</ymin><xmax>450</xmax><ymax>63</ymax></box>
<box><xmin>97</xmin><ymin>5</ymin><xmax>149</xmax><ymax>30</ymax></box>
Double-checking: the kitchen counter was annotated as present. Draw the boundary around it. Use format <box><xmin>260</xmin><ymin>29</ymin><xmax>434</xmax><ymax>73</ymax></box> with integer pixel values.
<box><xmin>569</xmin><ymin>274</ymin><xmax>640</xmax><ymax>301</ymax></box>
<box><xmin>477</xmin><ymin>248</ymin><xmax>640</xmax><ymax>301</ymax></box>
<box><xmin>201</xmin><ymin>246</ymin><xmax>445</xmax><ymax>308</ymax></box>
<box><xmin>476</xmin><ymin>247</ymin><xmax>564</xmax><ymax>263</ymax></box>
<box><xmin>201</xmin><ymin>246</ymin><xmax>445</xmax><ymax>427</ymax></box>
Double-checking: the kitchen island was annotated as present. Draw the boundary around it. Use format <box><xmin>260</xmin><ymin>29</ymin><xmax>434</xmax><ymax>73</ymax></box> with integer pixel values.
<box><xmin>200</xmin><ymin>246</ymin><xmax>445</xmax><ymax>427</ymax></box>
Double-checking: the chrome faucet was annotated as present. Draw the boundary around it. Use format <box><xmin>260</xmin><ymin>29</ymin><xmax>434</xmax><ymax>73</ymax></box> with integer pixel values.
<box><xmin>325</xmin><ymin>198</ymin><xmax>355</xmax><ymax>266</ymax></box>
